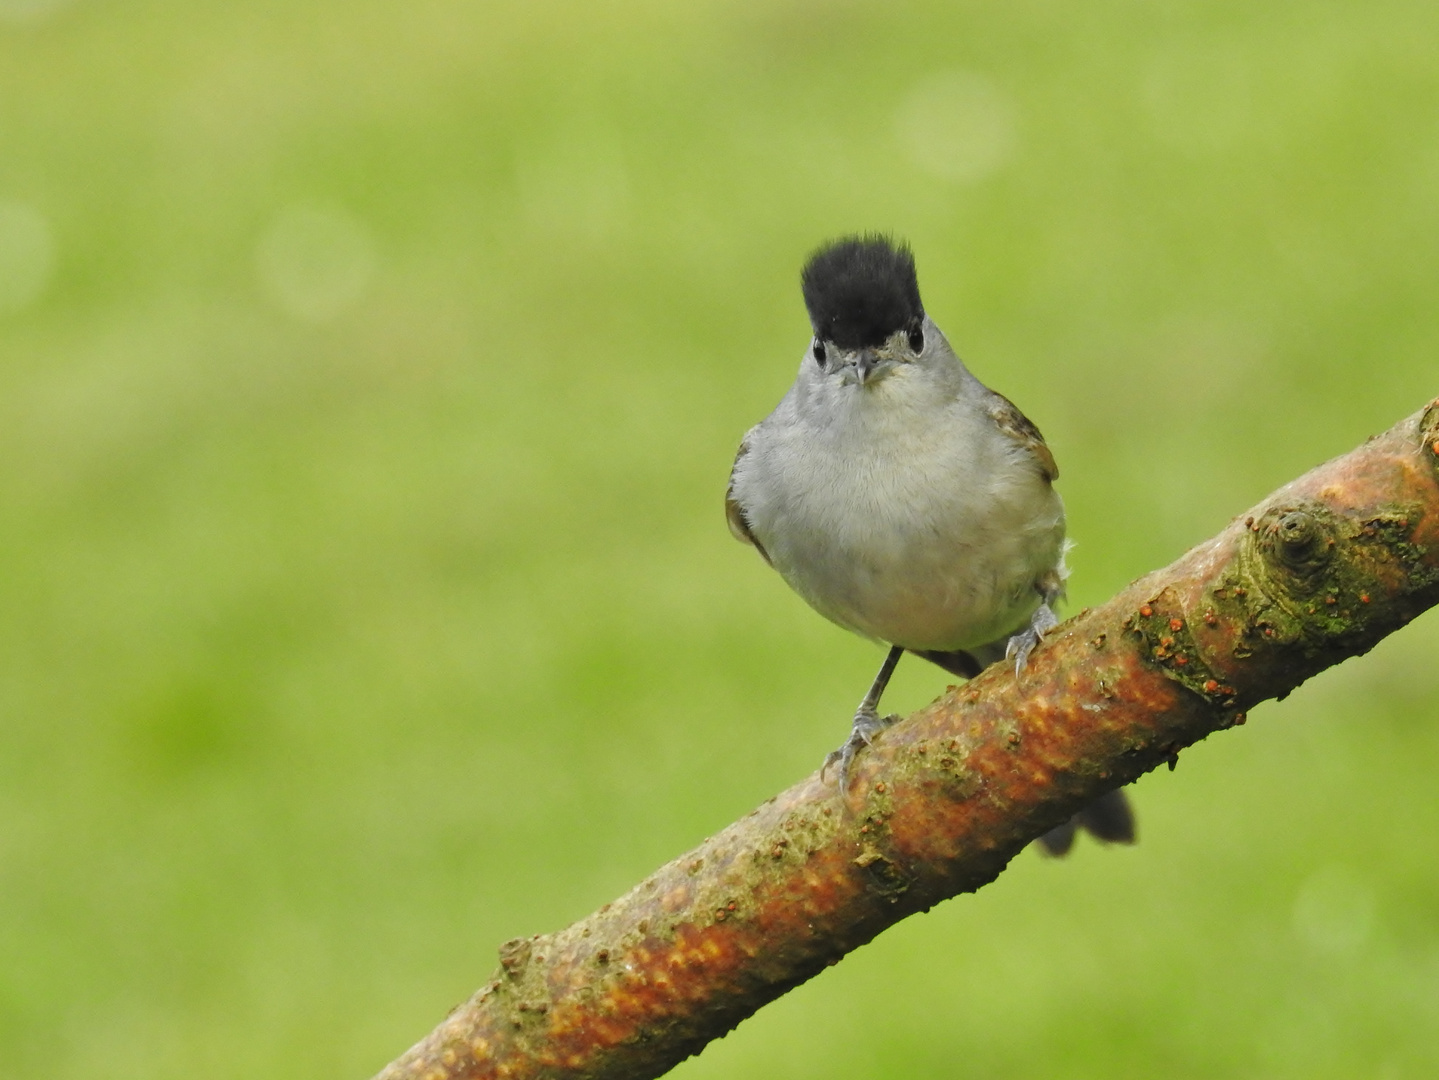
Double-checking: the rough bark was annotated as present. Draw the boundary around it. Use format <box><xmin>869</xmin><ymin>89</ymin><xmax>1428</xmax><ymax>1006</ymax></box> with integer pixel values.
<box><xmin>375</xmin><ymin>398</ymin><xmax>1439</xmax><ymax>1080</ymax></box>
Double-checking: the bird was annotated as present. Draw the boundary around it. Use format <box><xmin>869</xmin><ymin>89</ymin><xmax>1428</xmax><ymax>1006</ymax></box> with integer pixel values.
<box><xmin>724</xmin><ymin>235</ymin><xmax>1133</xmax><ymax>855</ymax></box>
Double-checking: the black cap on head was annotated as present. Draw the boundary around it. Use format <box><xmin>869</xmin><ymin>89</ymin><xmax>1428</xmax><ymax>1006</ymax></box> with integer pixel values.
<box><xmin>800</xmin><ymin>235</ymin><xmax>924</xmax><ymax>350</ymax></box>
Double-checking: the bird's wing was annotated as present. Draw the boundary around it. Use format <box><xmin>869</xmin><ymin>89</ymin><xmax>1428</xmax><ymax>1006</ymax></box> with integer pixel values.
<box><xmin>986</xmin><ymin>392</ymin><xmax>1059</xmax><ymax>483</ymax></box>
<box><xmin>725</xmin><ymin>428</ymin><xmax>772</xmax><ymax>565</ymax></box>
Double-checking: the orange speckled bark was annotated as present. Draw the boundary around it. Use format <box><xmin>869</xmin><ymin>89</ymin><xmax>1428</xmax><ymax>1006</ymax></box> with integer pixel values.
<box><xmin>375</xmin><ymin>399</ymin><xmax>1439</xmax><ymax>1080</ymax></box>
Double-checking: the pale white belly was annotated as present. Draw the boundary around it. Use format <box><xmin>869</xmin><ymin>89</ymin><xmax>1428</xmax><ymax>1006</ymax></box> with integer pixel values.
<box><xmin>734</xmin><ymin>391</ymin><xmax>1065</xmax><ymax>652</ymax></box>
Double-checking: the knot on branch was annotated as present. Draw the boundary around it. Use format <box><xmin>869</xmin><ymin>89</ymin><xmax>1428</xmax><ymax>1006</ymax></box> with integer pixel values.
<box><xmin>1247</xmin><ymin>504</ymin><xmax>1337</xmax><ymax>594</ymax></box>
<box><xmin>1186</xmin><ymin>492</ymin><xmax>1439</xmax><ymax>708</ymax></box>
<box><xmin>1273</xmin><ymin>510</ymin><xmax>1328</xmax><ymax>569</ymax></box>
<box><xmin>1129</xmin><ymin>498</ymin><xmax>1411</xmax><ymax>712</ymax></box>
<box><xmin>1225</xmin><ymin>501</ymin><xmax>1400</xmax><ymax>660</ymax></box>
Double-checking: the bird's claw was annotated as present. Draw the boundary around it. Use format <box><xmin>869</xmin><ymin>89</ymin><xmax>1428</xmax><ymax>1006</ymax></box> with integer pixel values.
<box><xmin>822</xmin><ymin>705</ymin><xmax>898</xmax><ymax>792</ymax></box>
<box><xmin>1006</xmin><ymin>602</ymin><xmax>1059</xmax><ymax>675</ymax></box>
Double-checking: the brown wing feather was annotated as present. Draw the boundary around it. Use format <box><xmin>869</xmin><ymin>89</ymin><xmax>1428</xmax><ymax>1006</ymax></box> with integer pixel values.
<box><xmin>987</xmin><ymin>392</ymin><xmax>1058</xmax><ymax>483</ymax></box>
<box><xmin>725</xmin><ymin>430</ymin><xmax>772</xmax><ymax>565</ymax></box>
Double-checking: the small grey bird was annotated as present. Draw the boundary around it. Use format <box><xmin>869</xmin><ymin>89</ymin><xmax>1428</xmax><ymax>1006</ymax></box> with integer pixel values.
<box><xmin>726</xmin><ymin>235</ymin><xmax>1132</xmax><ymax>854</ymax></box>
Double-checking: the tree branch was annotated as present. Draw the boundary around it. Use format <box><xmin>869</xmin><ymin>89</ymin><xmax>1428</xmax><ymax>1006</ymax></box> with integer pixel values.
<box><xmin>374</xmin><ymin>398</ymin><xmax>1439</xmax><ymax>1080</ymax></box>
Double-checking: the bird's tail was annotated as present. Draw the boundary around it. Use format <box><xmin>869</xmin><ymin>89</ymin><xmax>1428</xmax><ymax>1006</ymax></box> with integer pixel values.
<box><xmin>1033</xmin><ymin>787</ymin><xmax>1136</xmax><ymax>857</ymax></box>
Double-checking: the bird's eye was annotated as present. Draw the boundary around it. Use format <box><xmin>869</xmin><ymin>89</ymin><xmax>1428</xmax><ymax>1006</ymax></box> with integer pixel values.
<box><xmin>907</xmin><ymin>324</ymin><xmax>924</xmax><ymax>353</ymax></box>
<box><xmin>812</xmin><ymin>340</ymin><xmax>826</xmax><ymax>365</ymax></box>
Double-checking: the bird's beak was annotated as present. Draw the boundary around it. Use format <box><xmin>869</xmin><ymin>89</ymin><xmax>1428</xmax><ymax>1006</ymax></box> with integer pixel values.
<box><xmin>854</xmin><ymin>349</ymin><xmax>879</xmax><ymax>386</ymax></box>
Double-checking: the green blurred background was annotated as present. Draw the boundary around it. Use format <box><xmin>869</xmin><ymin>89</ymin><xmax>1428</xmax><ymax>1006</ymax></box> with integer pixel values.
<box><xmin>2</xmin><ymin>1</ymin><xmax>1438</xmax><ymax>1077</ymax></box>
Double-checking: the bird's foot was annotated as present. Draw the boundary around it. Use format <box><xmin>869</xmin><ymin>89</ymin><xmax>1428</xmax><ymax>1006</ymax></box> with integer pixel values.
<box><xmin>822</xmin><ymin>705</ymin><xmax>898</xmax><ymax>792</ymax></box>
<box><xmin>1005</xmin><ymin>602</ymin><xmax>1059</xmax><ymax>675</ymax></box>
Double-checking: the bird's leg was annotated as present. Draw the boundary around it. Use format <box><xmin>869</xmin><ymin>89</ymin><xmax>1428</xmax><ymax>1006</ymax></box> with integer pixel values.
<box><xmin>1005</xmin><ymin>575</ymin><xmax>1064</xmax><ymax>675</ymax></box>
<box><xmin>823</xmin><ymin>644</ymin><xmax>904</xmax><ymax>791</ymax></box>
